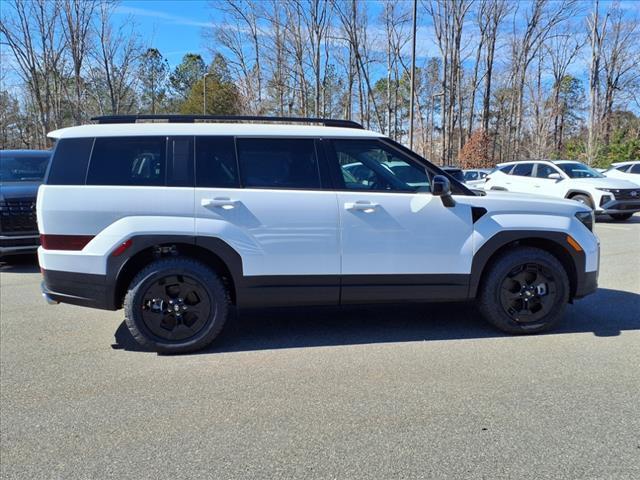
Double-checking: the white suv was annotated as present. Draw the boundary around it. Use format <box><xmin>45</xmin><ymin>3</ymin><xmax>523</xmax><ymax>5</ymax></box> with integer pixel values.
<box><xmin>484</xmin><ymin>160</ymin><xmax>640</xmax><ymax>221</ymax></box>
<box><xmin>38</xmin><ymin>116</ymin><xmax>599</xmax><ymax>353</ymax></box>
<box><xmin>602</xmin><ymin>161</ymin><xmax>640</xmax><ymax>186</ymax></box>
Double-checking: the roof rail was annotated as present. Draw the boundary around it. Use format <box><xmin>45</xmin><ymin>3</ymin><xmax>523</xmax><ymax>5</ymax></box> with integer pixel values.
<box><xmin>90</xmin><ymin>115</ymin><xmax>364</xmax><ymax>129</ymax></box>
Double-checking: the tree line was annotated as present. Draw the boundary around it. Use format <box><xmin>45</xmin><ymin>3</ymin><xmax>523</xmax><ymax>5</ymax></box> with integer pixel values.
<box><xmin>1</xmin><ymin>0</ymin><xmax>639</xmax><ymax>167</ymax></box>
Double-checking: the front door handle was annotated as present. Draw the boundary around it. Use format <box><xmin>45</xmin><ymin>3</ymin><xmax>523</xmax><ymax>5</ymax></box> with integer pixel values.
<box><xmin>201</xmin><ymin>197</ymin><xmax>237</xmax><ymax>209</ymax></box>
<box><xmin>345</xmin><ymin>201</ymin><xmax>379</xmax><ymax>212</ymax></box>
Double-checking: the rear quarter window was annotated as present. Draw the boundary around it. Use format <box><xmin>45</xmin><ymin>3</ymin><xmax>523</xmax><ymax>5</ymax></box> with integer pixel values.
<box><xmin>47</xmin><ymin>138</ymin><xmax>94</xmax><ymax>185</ymax></box>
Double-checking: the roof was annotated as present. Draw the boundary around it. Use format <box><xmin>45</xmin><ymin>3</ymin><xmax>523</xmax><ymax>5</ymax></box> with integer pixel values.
<box><xmin>497</xmin><ymin>159</ymin><xmax>583</xmax><ymax>166</ymax></box>
<box><xmin>611</xmin><ymin>160</ymin><xmax>639</xmax><ymax>166</ymax></box>
<box><xmin>0</xmin><ymin>149</ymin><xmax>51</xmax><ymax>156</ymax></box>
<box><xmin>48</xmin><ymin>123</ymin><xmax>384</xmax><ymax>140</ymax></box>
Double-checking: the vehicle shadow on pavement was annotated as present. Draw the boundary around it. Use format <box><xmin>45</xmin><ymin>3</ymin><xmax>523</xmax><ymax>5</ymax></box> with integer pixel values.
<box><xmin>0</xmin><ymin>254</ymin><xmax>39</xmax><ymax>273</ymax></box>
<box><xmin>112</xmin><ymin>287</ymin><xmax>640</xmax><ymax>354</ymax></box>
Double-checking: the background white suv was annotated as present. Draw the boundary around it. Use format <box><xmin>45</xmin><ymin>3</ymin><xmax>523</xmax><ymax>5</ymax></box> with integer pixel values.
<box><xmin>603</xmin><ymin>161</ymin><xmax>640</xmax><ymax>186</ymax></box>
<box><xmin>38</xmin><ymin>116</ymin><xmax>599</xmax><ymax>353</ymax></box>
<box><xmin>484</xmin><ymin>160</ymin><xmax>640</xmax><ymax>221</ymax></box>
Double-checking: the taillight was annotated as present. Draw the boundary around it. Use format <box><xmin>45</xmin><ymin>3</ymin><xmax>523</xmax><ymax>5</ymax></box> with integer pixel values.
<box><xmin>40</xmin><ymin>234</ymin><xmax>94</xmax><ymax>250</ymax></box>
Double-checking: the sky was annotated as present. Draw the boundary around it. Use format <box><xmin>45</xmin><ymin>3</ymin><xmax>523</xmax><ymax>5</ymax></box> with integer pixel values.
<box><xmin>1</xmin><ymin>0</ymin><xmax>637</xmax><ymax>89</ymax></box>
<box><xmin>110</xmin><ymin>0</ymin><xmax>638</xmax><ymax>72</ymax></box>
<box><xmin>113</xmin><ymin>1</ymin><xmax>218</xmax><ymax>64</ymax></box>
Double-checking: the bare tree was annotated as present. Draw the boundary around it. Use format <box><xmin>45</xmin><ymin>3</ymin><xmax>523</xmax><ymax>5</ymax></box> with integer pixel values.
<box><xmin>546</xmin><ymin>30</ymin><xmax>584</xmax><ymax>153</ymax></box>
<box><xmin>295</xmin><ymin>0</ymin><xmax>331</xmax><ymax>117</ymax></box>
<box><xmin>1</xmin><ymin>0</ymin><xmax>67</xmax><ymax>146</ymax></box>
<box><xmin>213</xmin><ymin>0</ymin><xmax>263</xmax><ymax>113</ymax></box>
<box><xmin>587</xmin><ymin>0</ymin><xmax>607</xmax><ymax>164</ymax></box>
<box><xmin>480</xmin><ymin>0</ymin><xmax>509</xmax><ymax>133</ymax></box>
<box><xmin>334</xmin><ymin>0</ymin><xmax>383</xmax><ymax>129</ymax></box>
<box><xmin>424</xmin><ymin>0</ymin><xmax>472</xmax><ymax>164</ymax></box>
<box><xmin>600</xmin><ymin>5</ymin><xmax>640</xmax><ymax>146</ymax></box>
<box><xmin>506</xmin><ymin>0</ymin><xmax>578</xmax><ymax>160</ymax></box>
<box><xmin>61</xmin><ymin>0</ymin><xmax>98</xmax><ymax>123</ymax></box>
<box><xmin>89</xmin><ymin>2</ymin><xmax>141</xmax><ymax>115</ymax></box>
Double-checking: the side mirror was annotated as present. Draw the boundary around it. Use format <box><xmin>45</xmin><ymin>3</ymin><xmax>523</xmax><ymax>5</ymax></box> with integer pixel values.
<box><xmin>548</xmin><ymin>173</ymin><xmax>562</xmax><ymax>181</ymax></box>
<box><xmin>431</xmin><ymin>175</ymin><xmax>456</xmax><ymax>207</ymax></box>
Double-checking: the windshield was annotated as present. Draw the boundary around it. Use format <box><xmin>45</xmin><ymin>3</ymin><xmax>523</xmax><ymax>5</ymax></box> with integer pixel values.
<box><xmin>0</xmin><ymin>154</ymin><xmax>49</xmax><ymax>182</ymax></box>
<box><xmin>445</xmin><ymin>169</ymin><xmax>465</xmax><ymax>182</ymax></box>
<box><xmin>388</xmin><ymin>164</ymin><xmax>429</xmax><ymax>185</ymax></box>
<box><xmin>557</xmin><ymin>162</ymin><xmax>603</xmax><ymax>179</ymax></box>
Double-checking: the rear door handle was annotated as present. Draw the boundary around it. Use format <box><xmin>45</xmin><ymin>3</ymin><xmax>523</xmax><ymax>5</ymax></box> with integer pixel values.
<box><xmin>345</xmin><ymin>201</ymin><xmax>379</xmax><ymax>212</ymax></box>
<box><xmin>201</xmin><ymin>197</ymin><xmax>237</xmax><ymax>208</ymax></box>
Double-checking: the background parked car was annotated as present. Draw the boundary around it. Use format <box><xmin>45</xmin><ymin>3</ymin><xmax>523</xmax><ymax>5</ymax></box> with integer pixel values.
<box><xmin>0</xmin><ymin>150</ymin><xmax>51</xmax><ymax>258</ymax></box>
<box><xmin>483</xmin><ymin>159</ymin><xmax>640</xmax><ymax>221</ymax></box>
<box><xmin>463</xmin><ymin>168</ymin><xmax>491</xmax><ymax>188</ymax></box>
<box><xmin>602</xmin><ymin>161</ymin><xmax>640</xmax><ymax>186</ymax></box>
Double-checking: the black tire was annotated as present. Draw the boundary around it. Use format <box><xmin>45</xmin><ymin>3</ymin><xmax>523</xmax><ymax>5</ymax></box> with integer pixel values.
<box><xmin>609</xmin><ymin>213</ymin><xmax>633</xmax><ymax>221</ymax></box>
<box><xmin>476</xmin><ymin>247</ymin><xmax>570</xmax><ymax>334</ymax></box>
<box><xmin>124</xmin><ymin>257</ymin><xmax>229</xmax><ymax>354</ymax></box>
<box><xmin>570</xmin><ymin>194</ymin><xmax>593</xmax><ymax>209</ymax></box>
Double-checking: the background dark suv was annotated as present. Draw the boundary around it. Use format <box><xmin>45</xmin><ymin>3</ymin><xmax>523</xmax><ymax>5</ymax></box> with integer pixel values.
<box><xmin>0</xmin><ymin>150</ymin><xmax>51</xmax><ymax>258</ymax></box>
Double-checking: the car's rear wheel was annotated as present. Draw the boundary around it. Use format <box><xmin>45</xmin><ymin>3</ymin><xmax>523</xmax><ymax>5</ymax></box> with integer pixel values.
<box><xmin>609</xmin><ymin>213</ymin><xmax>633</xmax><ymax>221</ymax></box>
<box><xmin>124</xmin><ymin>257</ymin><xmax>229</xmax><ymax>354</ymax></box>
<box><xmin>477</xmin><ymin>247</ymin><xmax>569</xmax><ymax>334</ymax></box>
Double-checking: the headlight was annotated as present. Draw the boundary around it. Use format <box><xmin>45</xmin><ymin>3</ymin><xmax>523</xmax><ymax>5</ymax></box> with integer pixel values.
<box><xmin>575</xmin><ymin>211</ymin><xmax>594</xmax><ymax>232</ymax></box>
<box><xmin>597</xmin><ymin>188</ymin><xmax>620</xmax><ymax>195</ymax></box>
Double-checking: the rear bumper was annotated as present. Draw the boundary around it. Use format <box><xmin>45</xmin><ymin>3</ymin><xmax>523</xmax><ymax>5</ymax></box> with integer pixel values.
<box><xmin>41</xmin><ymin>269</ymin><xmax>117</xmax><ymax>310</ymax></box>
<box><xmin>0</xmin><ymin>233</ymin><xmax>40</xmax><ymax>256</ymax></box>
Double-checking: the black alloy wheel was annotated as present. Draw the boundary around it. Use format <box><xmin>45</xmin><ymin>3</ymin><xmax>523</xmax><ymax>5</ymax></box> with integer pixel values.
<box><xmin>124</xmin><ymin>257</ymin><xmax>229</xmax><ymax>353</ymax></box>
<box><xmin>141</xmin><ymin>274</ymin><xmax>211</xmax><ymax>341</ymax></box>
<box><xmin>499</xmin><ymin>263</ymin><xmax>557</xmax><ymax>323</ymax></box>
<box><xmin>476</xmin><ymin>246</ymin><xmax>569</xmax><ymax>334</ymax></box>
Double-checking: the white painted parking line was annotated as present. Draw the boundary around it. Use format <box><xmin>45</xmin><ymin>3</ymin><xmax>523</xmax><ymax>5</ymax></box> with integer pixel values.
<box><xmin>596</xmin><ymin>224</ymin><xmax>632</xmax><ymax>231</ymax></box>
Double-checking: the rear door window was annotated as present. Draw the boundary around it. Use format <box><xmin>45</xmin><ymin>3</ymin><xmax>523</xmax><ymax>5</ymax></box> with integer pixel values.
<box><xmin>511</xmin><ymin>163</ymin><xmax>534</xmax><ymax>177</ymax></box>
<box><xmin>87</xmin><ymin>137</ymin><xmax>166</xmax><ymax>186</ymax></box>
<box><xmin>236</xmin><ymin>138</ymin><xmax>321</xmax><ymax>189</ymax></box>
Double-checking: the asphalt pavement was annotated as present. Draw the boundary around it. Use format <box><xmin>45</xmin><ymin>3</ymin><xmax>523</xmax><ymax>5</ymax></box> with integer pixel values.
<box><xmin>1</xmin><ymin>216</ymin><xmax>639</xmax><ymax>479</ymax></box>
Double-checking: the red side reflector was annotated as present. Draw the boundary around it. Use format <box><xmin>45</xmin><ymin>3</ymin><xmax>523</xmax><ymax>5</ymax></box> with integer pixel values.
<box><xmin>112</xmin><ymin>239</ymin><xmax>133</xmax><ymax>257</ymax></box>
<box><xmin>40</xmin><ymin>234</ymin><xmax>94</xmax><ymax>251</ymax></box>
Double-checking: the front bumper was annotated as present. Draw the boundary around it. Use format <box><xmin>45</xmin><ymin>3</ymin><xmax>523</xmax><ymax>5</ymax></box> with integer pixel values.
<box><xmin>41</xmin><ymin>269</ymin><xmax>117</xmax><ymax>310</ymax></box>
<box><xmin>0</xmin><ymin>233</ymin><xmax>40</xmax><ymax>256</ymax></box>
<box><xmin>574</xmin><ymin>270</ymin><xmax>598</xmax><ymax>299</ymax></box>
<box><xmin>596</xmin><ymin>198</ymin><xmax>640</xmax><ymax>214</ymax></box>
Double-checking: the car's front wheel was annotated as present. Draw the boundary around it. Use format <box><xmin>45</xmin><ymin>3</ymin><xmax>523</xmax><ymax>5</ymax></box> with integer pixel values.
<box><xmin>124</xmin><ymin>257</ymin><xmax>229</xmax><ymax>354</ymax></box>
<box><xmin>609</xmin><ymin>213</ymin><xmax>633</xmax><ymax>221</ymax></box>
<box><xmin>477</xmin><ymin>247</ymin><xmax>569</xmax><ymax>334</ymax></box>
<box><xmin>570</xmin><ymin>194</ymin><xmax>593</xmax><ymax>209</ymax></box>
